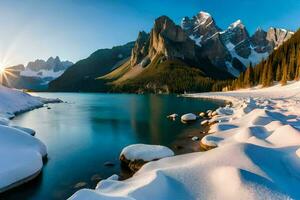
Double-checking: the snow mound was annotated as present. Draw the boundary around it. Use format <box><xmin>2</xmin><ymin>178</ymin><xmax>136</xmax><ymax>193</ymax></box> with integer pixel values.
<box><xmin>120</xmin><ymin>144</ymin><xmax>174</xmax><ymax>162</ymax></box>
<box><xmin>0</xmin><ymin>125</ymin><xmax>46</xmax><ymax>192</ymax></box>
<box><xmin>0</xmin><ymin>85</ymin><xmax>59</xmax><ymax>192</ymax></box>
<box><xmin>267</xmin><ymin>125</ymin><xmax>300</xmax><ymax>147</ymax></box>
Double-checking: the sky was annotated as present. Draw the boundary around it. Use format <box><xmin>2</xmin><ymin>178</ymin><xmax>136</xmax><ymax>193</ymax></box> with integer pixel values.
<box><xmin>0</xmin><ymin>0</ymin><xmax>299</xmax><ymax>67</ymax></box>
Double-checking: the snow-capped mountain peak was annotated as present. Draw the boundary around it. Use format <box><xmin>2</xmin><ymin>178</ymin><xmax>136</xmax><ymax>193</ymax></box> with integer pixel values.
<box><xmin>196</xmin><ymin>11</ymin><xmax>212</xmax><ymax>25</ymax></box>
<box><xmin>229</xmin><ymin>19</ymin><xmax>244</xmax><ymax>29</ymax></box>
<box><xmin>182</xmin><ymin>11</ymin><xmax>294</xmax><ymax>77</ymax></box>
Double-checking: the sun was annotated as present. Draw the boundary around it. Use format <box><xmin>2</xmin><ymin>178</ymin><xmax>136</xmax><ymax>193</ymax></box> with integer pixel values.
<box><xmin>0</xmin><ymin>67</ymin><xmax>4</xmax><ymax>74</ymax></box>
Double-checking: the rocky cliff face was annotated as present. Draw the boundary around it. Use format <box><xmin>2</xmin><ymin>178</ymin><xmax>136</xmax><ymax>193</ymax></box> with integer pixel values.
<box><xmin>148</xmin><ymin>16</ymin><xmax>196</xmax><ymax>61</ymax></box>
<box><xmin>130</xmin><ymin>31</ymin><xmax>149</xmax><ymax>66</ymax></box>
<box><xmin>182</xmin><ymin>11</ymin><xmax>294</xmax><ymax>76</ymax></box>
<box><xmin>267</xmin><ymin>27</ymin><xmax>294</xmax><ymax>49</ymax></box>
<box><xmin>130</xmin><ymin>16</ymin><xmax>197</xmax><ymax>68</ymax></box>
<box><xmin>181</xmin><ymin>12</ymin><xmax>221</xmax><ymax>46</ymax></box>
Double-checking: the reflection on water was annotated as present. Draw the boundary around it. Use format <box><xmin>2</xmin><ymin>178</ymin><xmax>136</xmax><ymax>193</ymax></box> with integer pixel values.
<box><xmin>1</xmin><ymin>93</ymin><xmax>224</xmax><ymax>200</ymax></box>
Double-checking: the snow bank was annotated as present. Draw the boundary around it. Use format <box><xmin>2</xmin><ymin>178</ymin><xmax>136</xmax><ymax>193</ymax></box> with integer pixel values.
<box><xmin>120</xmin><ymin>144</ymin><xmax>174</xmax><ymax>162</ymax></box>
<box><xmin>0</xmin><ymin>85</ymin><xmax>60</xmax><ymax>192</ymax></box>
<box><xmin>70</xmin><ymin>81</ymin><xmax>300</xmax><ymax>200</ymax></box>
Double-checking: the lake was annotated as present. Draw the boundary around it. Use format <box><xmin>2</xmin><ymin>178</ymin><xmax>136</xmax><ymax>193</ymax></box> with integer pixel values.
<box><xmin>1</xmin><ymin>93</ymin><xmax>224</xmax><ymax>200</ymax></box>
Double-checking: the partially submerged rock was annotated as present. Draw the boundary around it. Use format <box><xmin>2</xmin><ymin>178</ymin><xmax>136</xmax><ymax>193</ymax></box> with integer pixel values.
<box><xmin>104</xmin><ymin>162</ymin><xmax>115</xmax><ymax>167</ymax></box>
<box><xmin>201</xmin><ymin>120</ymin><xmax>209</xmax><ymax>126</ymax></box>
<box><xmin>120</xmin><ymin>144</ymin><xmax>174</xmax><ymax>172</ymax></box>
<box><xmin>181</xmin><ymin>113</ymin><xmax>197</xmax><ymax>121</ymax></box>
<box><xmin>74</xmin><ymin>182</ymin><xmax>87</xmax><ymax>189</ymax></box>
<box><xmin>199</xmin><ymin>112</ymin><xmax>205</xmax><ymax>117</ymax></box>
<box><xmin>167</xmin><ymin>113</ymin><xmax>178</xmax><ymax>119</ymax></box>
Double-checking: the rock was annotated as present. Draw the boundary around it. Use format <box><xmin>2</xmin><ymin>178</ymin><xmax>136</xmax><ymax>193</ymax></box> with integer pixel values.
<box><xmin>181</xmin><ymin>11</ymin><xmax>221</xmax><ymax>45</ymax></box>
<box><xmin>201</xmin><ymin>120</ymin><xmax>209</xmax><ymax>126</ymax></box>
<box><xmin>167</xmin><ymin>113</ymin><xmax>178</xmax><ymax>119</ymax></box>
<box><xmin>211</xmin><ymin>111</ymin><xmax>218</xmax><ymax>117</ymax></box>
<box><xmin>192</xmin><ymin>136</ymin><xmax>200</xmax><ymax>141</ymax></box>
<box><xmin>181</xmin><ymin>113</ymin><xmax>197</xmax><ymax>121</ymax></box>
<box><xmin>120</xmin><ymin>144</ymin><xmax>174</xmax><ymax>172</ymax></box>
<box><xmin>266</xmin><ymin>27</ymin><xmax>294</xmax><ymax>49</ymax></box>
<box><xmin>104</xmin><ymin>162</ymin><xmax>115</xmax><ymax>167</ymax></box>
<box><xmin>130</xmin><ymin>31</ymin><xmax>150</xmax><ymax>66</ymax></box>
<box><xmin>47</xmin><ymin>107</ymin><xmax>51</xmax><ymax>110</ymax></box>
<box><xmin>74</xmin><ymin>182</ymin><xmax>87</xmax><ymax>189</ymax></box>
<box><xmin>91</xmin><ymin>174</ymin><xmax>102</xmax><ymax>182</ymax></box>
<box><xmin>199</xmin><ymin>112</ymin><xmax>205</xmax><ymax>117</ymax></box>
<box><xmin>148</xmin><ymin>16</ymin><xmax>196</xmax><ymax>61</ymax></box>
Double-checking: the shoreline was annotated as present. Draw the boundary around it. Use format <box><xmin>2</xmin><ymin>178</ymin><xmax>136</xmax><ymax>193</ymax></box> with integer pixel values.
<box><xmin>0</xmin><ymin>94</ymin><xmax>62</xmax><ymax>194</ymax></box>
<box><xmin>68</xmin><ymin>82</ymin><xmax>300</xmax><ymax>199</ymax></box>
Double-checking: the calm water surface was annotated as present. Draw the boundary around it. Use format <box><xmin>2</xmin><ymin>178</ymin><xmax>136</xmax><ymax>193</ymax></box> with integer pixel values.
<box><xmin>1</xmin><ymin>93</ymin><xmax>224</xmax><ymax>200</ymax></box>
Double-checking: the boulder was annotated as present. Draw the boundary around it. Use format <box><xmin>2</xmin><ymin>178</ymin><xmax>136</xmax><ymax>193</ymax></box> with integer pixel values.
<box><xmin>120</xmin><ymin>144</ymin><xmax>174</xmax><ymax>172</ymax></box>
<box><xmin>181</xmin><ymin>113</ymin><xmax>197</xmax><ymax>121</ymax></box>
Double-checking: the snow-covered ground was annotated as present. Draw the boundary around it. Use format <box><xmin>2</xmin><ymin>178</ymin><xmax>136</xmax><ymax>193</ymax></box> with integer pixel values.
<box><xmin>70</xmin><ymin>81</ymin><xmax>300</xmax><ymax>200</ymax></box>
<box><xmin>0</xmin><ymin>85</ymin><xmax>60</xmax><ymax>192</ymax></box>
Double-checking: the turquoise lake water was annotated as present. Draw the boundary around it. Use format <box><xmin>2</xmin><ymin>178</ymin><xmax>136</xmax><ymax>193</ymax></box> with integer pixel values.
<box><xmin>1</xmin><ymin>93</ymin><xmax>224</xmax><ymax>200</ymax></box>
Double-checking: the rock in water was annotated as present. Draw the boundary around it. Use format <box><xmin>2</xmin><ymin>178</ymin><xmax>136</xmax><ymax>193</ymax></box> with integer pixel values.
<box><xmin>104</xmin><ymin>162</ymin><xmax>115</xmax><ymax>167</ymax></box>
<box><xmin>181</xmin><ymin>113</ymin><xmax>197</xmax><ymax>121</ymax></box>
<box><xmin>201</xmin><ymin>120</ymin><xmax>209</xmax><ymax>126</ymax></box>
<box><xmin>167</xmin><ymin>113</ymin><xmax>178</xmax><ymax>119</ymax></box>
<box><xmin>120</xmin><ymin>144</ymin><xmax>174</xmax><ymax>172</ymax></box>
<box><xmin>199</xmin><ymin>112</ymin><xmax>205</xmax><ymax>117</ymax></box>
<box><xmin>74</xmin><ymin>182</ymin><xmax>87</xmax><ymax>189</ymax></box>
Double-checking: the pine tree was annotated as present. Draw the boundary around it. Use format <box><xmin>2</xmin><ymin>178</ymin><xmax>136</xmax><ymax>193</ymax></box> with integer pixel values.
<box><xmin>281</xmin><ymin>57</ymin><xmax>288</xmax><ymax>85</ymax></box>
<box><xmin>266</xmin><ymin>64</ymin><xmax>273</xmax><ymax>86</ymax></box>
<box><xmin>276</xmin><ymin>63</ymin><xmax>281</xmax><ymax>81</ymax></box>
<box><xmin>295</xmin><ymin>50</ymin><xmax>300</xmax><ymax>80</ymax></box>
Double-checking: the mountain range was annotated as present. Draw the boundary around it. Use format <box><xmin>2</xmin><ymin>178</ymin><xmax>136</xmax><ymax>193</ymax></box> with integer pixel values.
<box><xmin>1</xmin><ymin>56</ymin><xmax>73</xmax><ymax>90</ymax></box>
<box><xmin>182</xmin><ymin>11</ymin><xmax>294</xmax><ymax>76</ymax></box>
<box><xmin>49</xmin><ymin>12</ymin><xmax>295</xmax><ymax>93</ymax></box>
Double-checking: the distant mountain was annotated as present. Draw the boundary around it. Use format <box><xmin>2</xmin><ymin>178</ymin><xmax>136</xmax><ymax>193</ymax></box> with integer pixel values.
<box><xmin>48</xmin><ymin>11</ymin><xmax>295</xmax><ymax>93</ymax></box>
<box><xmin>48</xmin><ymin>42</ymin><xmax>134</xmax><ymax>92</ymax></box>
<box><xmin>182</xmin><ymin>11</ymin><xmax>294</xmax><ymax>76</ymax></box>
<box><xmin>229</xmin><ymin>29</ymin><xmax>300</xmax><ymax>90</ymax></box>
<box><xmin>0</xmin><ymin>56</ymin><xmax>73</xmax><ymax>90</ymax></box>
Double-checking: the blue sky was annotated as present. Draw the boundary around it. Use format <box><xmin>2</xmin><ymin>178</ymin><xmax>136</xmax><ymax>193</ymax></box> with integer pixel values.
<box><xmin>0</xmin><ymin>0</ymin><xmax>299</xmax><ymax>66</ymax></box>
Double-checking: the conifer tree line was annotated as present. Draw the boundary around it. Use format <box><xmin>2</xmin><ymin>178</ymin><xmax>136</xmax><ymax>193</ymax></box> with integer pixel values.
<box><xmin>222</xmin><ymin>29</ymin><xmax>300</xmax><ymax>91</ymax></box>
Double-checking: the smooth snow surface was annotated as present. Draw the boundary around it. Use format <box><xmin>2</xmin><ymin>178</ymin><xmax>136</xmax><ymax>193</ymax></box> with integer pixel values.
<box><xmin>70</xmin><ymin>81</ymin><xmax>300</xmax><ymax>200</ymax></box>
<box><xmin>0</xmin><ymin>85</ymin><xmax>59</xmax><ymax>192</ymax></box>
<box><xmin>120</xmin><ymin>144</ymin><xmax>174</xmax><ymax>161</ymax></box>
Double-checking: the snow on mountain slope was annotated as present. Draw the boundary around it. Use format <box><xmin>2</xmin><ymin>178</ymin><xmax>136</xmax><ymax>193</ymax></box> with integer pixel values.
<box><xmin>0</xmin><ymin>85</ymin><xmax>60</xmax><ymax>192</ymax></box>
<box><xmin>20</xmin><ymin>69</ymin><xmax>65</xmax><ymax>79</ymax></box>
<box><xmin>70</xmin><ymin>81</ymin><xmax>300</xmax><ymax>200</ymax></box>
<box><xmin>182</xmin><ymin>11</ymin><xmax>294</xmax><ymax>76</ymax></box>
<box><xmin>225</xmin><ymin>42</ymin><xmax>269</xmax><ymax>67</ymax></box>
